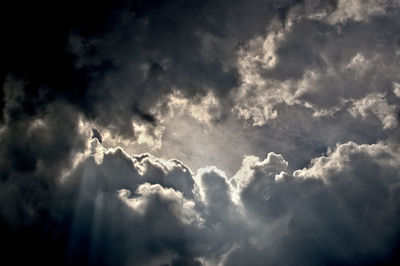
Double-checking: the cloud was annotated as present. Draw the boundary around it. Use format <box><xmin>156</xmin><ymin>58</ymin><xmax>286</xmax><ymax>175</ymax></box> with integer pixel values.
<box><xmin>349</xmin><ymin>93</ymin><xmax>398</xmax><ymax>129</ymax></box>
<box><xmin>2</xmin><ymin>121</ymin><xmax>400</xmax><ymax>265</ymax></box>
<box><xmin>227</xmin><ymin>141</ymin><xmax>400</xmax><ymax>265</ymax></box>
<box><xmin>318</xmin><ymin>0</ymin><xmax>393</xmax><ymax>24</ymax></box>
<box><xmin>2</xmin><ymin>1</ymin><xmax>400</xmax><ymax>265</ymax></box>
<box><xmin>3</xmin><ymin>0</ymin><xmax>311</xmax><ymax>140</ymax></box>
<box><xmin>234</xmin><ymin>1</ymin><xmax>400</xmax><ymax>127</ymax></box>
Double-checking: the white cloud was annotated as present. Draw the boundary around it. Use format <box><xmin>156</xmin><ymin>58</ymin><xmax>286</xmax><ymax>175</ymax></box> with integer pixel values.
<box><xmin>2</xmin><ymin>121</ymin><xmax>400</xmax><ymax>265</ymax></box>
<box><xmin>327</xmin><ymin>0</ymin><xmax>389</xmax><ymax>24</ymax></box>
<box><xmin>65</xmin><ymin>139</ymin><xmax>400</xmax><ymax>264</ymax></box>
<box><xmin>350</xmin><ymin>93</ymin><xmax>398</xmax><ymax>129</ymax></box>
<box><xmin>394</xmin><ymin>82</ymin><xmax>400</xmax><ymax>98</ymax></box>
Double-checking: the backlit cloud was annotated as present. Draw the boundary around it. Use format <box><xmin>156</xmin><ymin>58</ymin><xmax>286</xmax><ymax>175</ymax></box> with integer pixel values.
<box><xmin>2</xmin><ymin>0</ymin><xmax>400</xmax><ymax>265</ymax></box>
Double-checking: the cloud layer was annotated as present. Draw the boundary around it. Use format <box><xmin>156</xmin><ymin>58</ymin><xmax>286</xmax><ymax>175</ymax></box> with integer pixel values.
<box><xmin>2</xmin><ymin>0</ymin><xmax>400</xmax><ymax>265</ymax></box>
<box><xmin>1</xmin><ymin>131</ymin><xmax>400</xmax><ymax>265</ymax></box>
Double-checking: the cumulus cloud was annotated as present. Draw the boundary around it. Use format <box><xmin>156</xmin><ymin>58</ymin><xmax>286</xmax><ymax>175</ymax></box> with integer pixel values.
<box><xmin>2</xmin><ymin>1</ymin><xmax>400</xmax><ymax>265</ymax></box>
<box><xmin>350</xmin><ymin>93</ymin><xmax>398</xmax><ymax>129</ymax></box>
<box><xmin>63</xmin><ymin>0</ymin><xmax>308</xmax><ymax>137</ymax></box>
<box><xmin>2</xmin><ymin>124</ymin><xmax>400</xmax><ymax>265</ymax></box>
<box><xmin>234</xmin><ymin>1</ymin><xmax>400</xmax><ymax>128</ymax></box>
<box><xmin>315</xmin><ymin>0</ymin><xmax>390</xmax><ymax>24</ymax></box>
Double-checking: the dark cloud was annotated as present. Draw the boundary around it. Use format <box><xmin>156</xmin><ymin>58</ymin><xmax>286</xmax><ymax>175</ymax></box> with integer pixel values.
<box><xmin>2</xmin><ymin>0</ymin><xmax>312</xmax><ymax>137</ymax></box>
<box><xmin>2</xmin><ymin>0</ymin><xmax>400</xmax><ymax>265</ymax></box>
<box><xmin>228</xmin><ymin>142</ymin><xmax>400</xmax><ymax>265</ymax></box>
<box><xmin>1</xmin><ymin>0</ymin><xmax>127</xmax><ymax>117</ymax></box>
<box><xmin>91</xmin><ymin>128</ymin><xmax>103</xmax><ymax>143</ymax></box>
<box><xmin>234</xmin><ymin>0</ymin><xmax>400</xmax><ymax>129</ymax></box>
<box><xmin>2</xmin><ymin>131</ymin><xmax>400</xmax><ymax>265</ymax></box>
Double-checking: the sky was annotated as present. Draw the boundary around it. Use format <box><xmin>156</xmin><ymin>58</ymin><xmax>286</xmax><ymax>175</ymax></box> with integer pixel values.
<box><xmin>1</xmin><ymin>0</ymin><xmax>400</xmax><ymax>265</ymax></box>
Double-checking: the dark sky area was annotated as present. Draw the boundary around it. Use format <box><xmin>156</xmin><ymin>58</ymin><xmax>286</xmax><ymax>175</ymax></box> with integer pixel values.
<box><xmin>1</xmin><ymin>0</ymin><xmax>400</xmax><ymax>265</ymax></box>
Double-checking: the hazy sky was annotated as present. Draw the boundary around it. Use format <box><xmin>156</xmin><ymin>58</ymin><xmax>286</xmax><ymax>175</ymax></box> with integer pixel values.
<box><xmin>2</xmin><ymin>0</ymin><xmax>400</xmax><ymax>265</ymax></box>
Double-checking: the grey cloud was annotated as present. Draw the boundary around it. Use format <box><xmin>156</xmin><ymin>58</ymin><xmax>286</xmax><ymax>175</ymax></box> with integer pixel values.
<box><xmin>3</xmin><ymin>126</ymin><xmax>400</xmax><ymax>265</ymax></box>
<box><xmin>227</xmin><ymin>141</ymin><xmax>400</xmax><ymax>265</ymax></box>
<box><xmin>235</xmin><ymin>1</ymin><xmax>400</xmax><ymax>127</ymax></box>
<box><xmin>155</xmin><ymin>101</ymin><xmax>392</xmax><ymax>177</ymax></box>
<box><xmin>2</xmin><ymin>1</ymin><xmax>400</xmax><ymax>265</ymax></box>
<box><xmin>0</xmin><ymin>85</ymin><xmax>89</xmax><ymax>264</ymax></box>
<box><xmin>67</xmin><ymin>0</ymin><xmax>314</xmax><ymax>137</ymax></box>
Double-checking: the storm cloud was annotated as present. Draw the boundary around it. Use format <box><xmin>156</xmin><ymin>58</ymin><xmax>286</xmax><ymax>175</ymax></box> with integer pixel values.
<box><xmin>2</xmin><ymin>0</ymin><xmax>400</xmax><ymax>265</ymax></box>
<box><xmin>2</xmin><ymin>137</ymin><xmax>400</xmax><ymax>265</ymax></box>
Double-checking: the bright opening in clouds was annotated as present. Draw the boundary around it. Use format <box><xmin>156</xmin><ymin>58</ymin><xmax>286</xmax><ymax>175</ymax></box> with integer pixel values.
<box><xmin>2</xmin><ymin>0</ymin><xmax>400</xmax><ymax>265</ymax></box>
